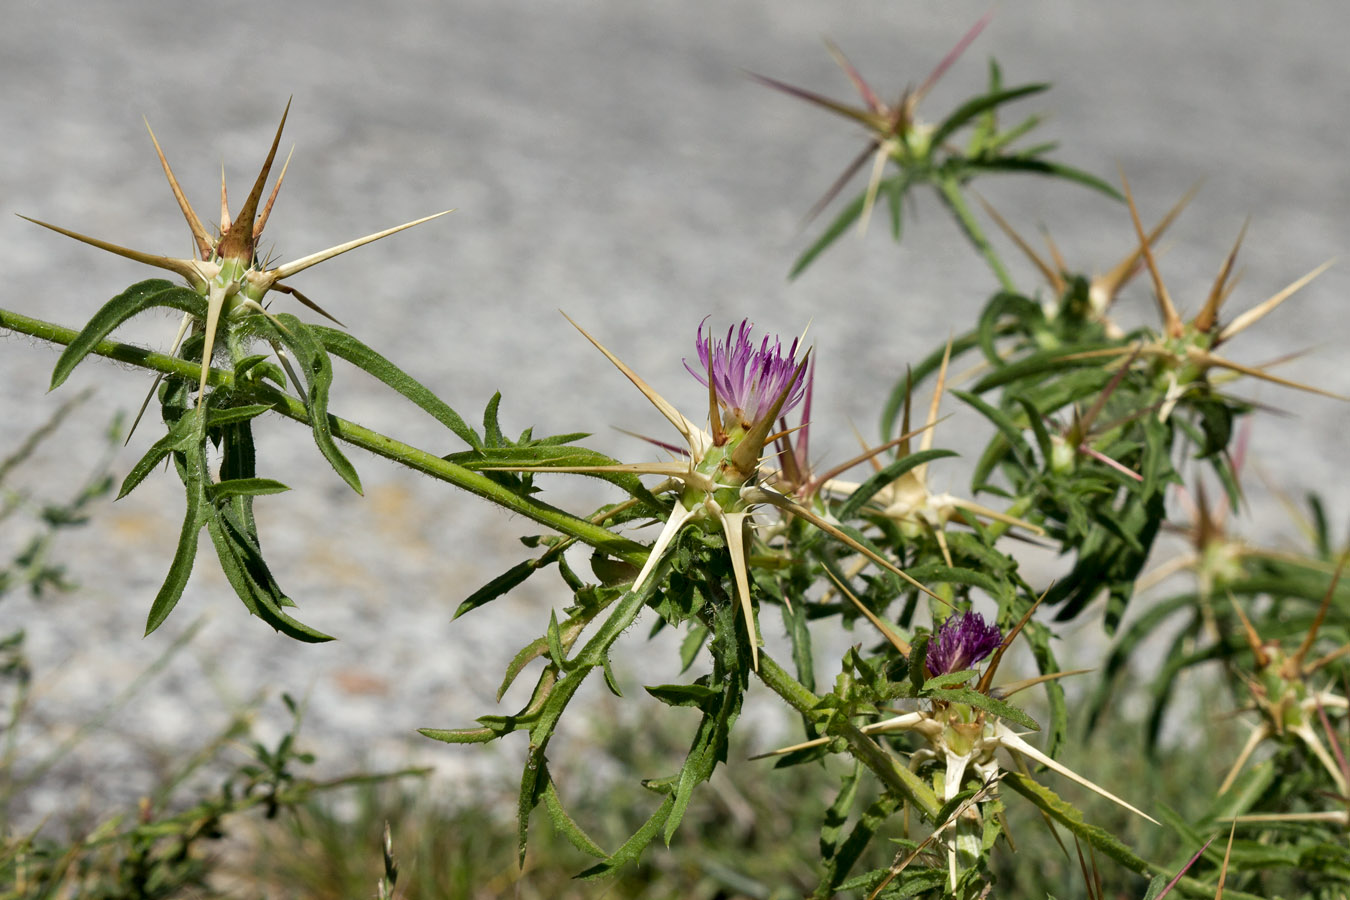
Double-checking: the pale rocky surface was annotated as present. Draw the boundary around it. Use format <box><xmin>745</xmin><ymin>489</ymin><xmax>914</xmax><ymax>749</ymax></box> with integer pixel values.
<box><xmin>3</xmin><ymin>1</ymin><xmax>1348</xmax><ymax>829</ymax></box>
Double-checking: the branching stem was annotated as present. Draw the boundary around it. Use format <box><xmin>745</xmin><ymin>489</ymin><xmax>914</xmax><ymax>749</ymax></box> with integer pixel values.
<box><xmin>0</xmin><ymin>307</ymin><xmax>648</xmax><ymax>566</ymax></box>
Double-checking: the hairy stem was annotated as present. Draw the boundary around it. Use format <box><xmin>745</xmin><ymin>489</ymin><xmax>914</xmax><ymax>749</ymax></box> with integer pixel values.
<box><xmin>755</xmin><ymin>652</ymin><xmax>941</xmax><ymax>819</ymax></box>
<box><xmin>0</xmin><ymin>307</ymin><xmax>648</xmax><ymax>565</ymax></box>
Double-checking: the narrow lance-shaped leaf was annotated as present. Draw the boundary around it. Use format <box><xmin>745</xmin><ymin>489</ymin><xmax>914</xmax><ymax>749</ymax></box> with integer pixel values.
<box><xmin>51</xmin><ymin>280</ymin><xmax>207</xmax><ymax>390</ymax></box>
<box><xmin>146</xmin><ymin>442</ymin><xmax>209</xmax><ymax>636</ymax></box>
<box><xmin>311</xmin><ymin>324</ymin><xmax>481</xmax><ymax>449</ymax></box>
<box><xmin>268</xmin><ymin>313</ymin><xmax>362</xmax><ymax>494</ymax></box>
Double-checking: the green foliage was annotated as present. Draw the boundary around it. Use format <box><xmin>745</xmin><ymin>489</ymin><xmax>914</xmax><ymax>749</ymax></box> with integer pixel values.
<box><xmin>4</xmin><ymin>14</ymin><xmax>1349</xmax><ymax>898</ymax></box>
<box><xmin>2</xmin><ymin>636</ymin><xmax>423</xmax><ymax>900</ymax></box>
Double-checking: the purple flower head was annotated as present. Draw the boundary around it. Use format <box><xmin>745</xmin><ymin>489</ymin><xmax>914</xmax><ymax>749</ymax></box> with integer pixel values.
<box><xmin>684</xmin><ymin>318</ymin><xmax>808</xmax><ymax>429</ymax></box>
<box><xmin>927</xmin><ymin>611</ymin><xmax>1002</xmax><ymax>676</ymax></box>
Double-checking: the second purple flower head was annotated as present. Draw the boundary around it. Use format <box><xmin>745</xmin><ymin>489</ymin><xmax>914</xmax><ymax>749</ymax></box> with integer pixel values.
<box><xmin>927</xmin><ymin>611</ymin><xmax>1002</xmax><ymax>676</ymax></box>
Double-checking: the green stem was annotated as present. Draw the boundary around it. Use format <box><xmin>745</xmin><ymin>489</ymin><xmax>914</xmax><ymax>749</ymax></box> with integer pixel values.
<box><xmin>935</xmin><ymin>177</ymin><xmax>1017</xmax><ymax>294</ymax></box>
<box><xmin>755</xmin><ymin>652</ymin><xmax>941</xmax><ymax>819</ymax></box>
<box><xmin>0</xmin><ymin>307</ymin><xmax>648</xmax><ymax>566</ymax></box>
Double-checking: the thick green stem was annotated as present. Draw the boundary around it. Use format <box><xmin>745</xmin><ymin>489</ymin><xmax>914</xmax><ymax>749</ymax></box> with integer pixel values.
<box><xmin>0</xmin><ymin>307</ymin><xmax>648</xmax><ymax>566</ymax></box>
<box><xmin>935</xmin><ymin>177</ymin><xmax>1017</xmax><ymax>294</ymax></box>
<box><xmin>755</xmin><ymin>652</ymin><xmax>941</xmax><ymax>819</ymax></box>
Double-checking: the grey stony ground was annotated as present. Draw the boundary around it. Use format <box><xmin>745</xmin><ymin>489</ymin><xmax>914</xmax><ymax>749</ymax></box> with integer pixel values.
<box><xmin>3</xmin><ymin>1</ymin><xmax>1349</xmax><ymax>826</ymax></box>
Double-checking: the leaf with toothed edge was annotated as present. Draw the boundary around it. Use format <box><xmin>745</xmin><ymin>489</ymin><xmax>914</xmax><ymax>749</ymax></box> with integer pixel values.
<box><xmin>145</xmin><ymin>440</ymin><xmax>208</xmax><ymax>637</ymax></box>
<box><xmin>52</xmin><ymin>280</ymin><xmax>207</xmax><ymax>390</ymax></box>
<box><xmin>311</xmin><ymin>324</ymin><xmax>482</xmax><ymax>449</ymax></box>
<box><xmin>257</xmin><ymin>312</ymin><xmax>362</xmax><ymax>494</ymax></box>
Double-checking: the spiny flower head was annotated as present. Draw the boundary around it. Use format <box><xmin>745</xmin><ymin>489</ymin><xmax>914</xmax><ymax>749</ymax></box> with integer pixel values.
<box><xmin>685</xmin><ymin>318</ymin><xmax>808</xmax><ymax>437</ymax></box>
<box><xmin>1218</xmin><ymin>558</ymin><xmax>1350</xmax><ymax>797</ymax></box>
<box><xmin>928</xmin><ymin>611</ymin><xmax>1002</xmax><ymax>676</ymax></box>
<box><xmin>1114</xmin><ymin>173</ymin><xmax>1340</xmax><ymax>416</ymax></box>
<box><xmin>484</xmin><ymin>315</ymin><xmax>940</xmax><ymax>671</ymax></box>
<box><xmin>22</xmin><ymin>101</ymin><xmax>451</xmax><ymax>407</ymax></box>
<box><xmin>749</xmin><ymin>14</ymin><xmax>991</xmax><ymax>228</ymax></box>
<box><xmin>756</xmin><ymin>583</ymin><xmax>1155</xmax><ymax>886</ymax></box>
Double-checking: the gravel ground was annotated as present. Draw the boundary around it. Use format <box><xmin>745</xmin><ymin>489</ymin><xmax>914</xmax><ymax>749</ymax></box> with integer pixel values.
<box><xmin>3</xmin><ymin>1</ymin><xmax>1349</xmax><ymax>830</ymax></box>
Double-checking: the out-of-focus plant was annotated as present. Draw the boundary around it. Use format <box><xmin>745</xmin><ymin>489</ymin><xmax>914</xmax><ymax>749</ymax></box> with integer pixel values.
<box><xmin>3</xmin><ymin>668</ymin><xmax>425</xmax><ymax>900</ymax></box>
<box><xmin>751</xmin><ymin>13</ymin><xmax>1120</xmax><ymax>285</ymax></box>
<box><xmin>2</xmin><ymin>15</ymin><xmax>1347</xmax><ymax>899</ymax></box>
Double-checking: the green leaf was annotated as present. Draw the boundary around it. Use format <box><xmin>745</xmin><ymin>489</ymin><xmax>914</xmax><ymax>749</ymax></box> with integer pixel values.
<box><xmin>976</xmin><ymin>291</ymin><xmax>1042</xmax><ymax>368</ymax></box>
<box><xmin>117</xmin><ymin>404</ymin><xmax>202</xmax><ymax>499</ymax></box>
<box><xmin>205</xmin><ymin>403</ymin><xmax>275</xmax><ymax>427</ymax></box>
<box><xmin>678</xmin><ymin>623</ymin><xmax>709</xmax><ymax>673</ymax></box>
<box><xmin>145</xmin><ymin>445</ymin><xmax>208</xmax><ymax>637</ymax></box>
<box><xmin>965</xmin><ymin>156</ymin><xmax>1124</xmax><ymax>201</ymax></box>
<box><xmin>1016</xmin><ymin>395</ymin><xmax>1055</xmax><ymax>463</ymax></box>
<box><xmin>904</xmin><ymin>563</ymin><xmax>1006</xmax><ymax>600</ymax></box>
<box><xmin>908</xmin><ymin>633</ymin><xmax>930</xmax><ymax>694</ymax></box>
<box><xmin>921</xmin><ymin>670</ymin><xmax>979</xmax><ymax>691</ymax></box>
<box><xmin>268</xmin><ymin>313</ymin><xmax>362</xmax><ymax>494</ymax></box>
<box><xmin>545</xmin><ymin>609</ymin><xmax>566</xmax><ymax>670</ymax></box>
<box><xmin>1002</xmin><ymin>771</ymin><xmax>1150</xmax><ymax>873</ymax></box>
<box><xmin>600</xmin><ymin>655</ymin><xmax>623</xmax><ymax>697</ymax></box>
<box><xmin>206</xmin><ymin>508</ymin><xmax>334</xmax><ymax>642</ymax></box>
<box><xmin>207</xmin><ymin>478</ymin><xmax>290</xmax><ymax>500</ymax></box>
<box><xmin>1205</xmin><ymin>759</ymin><xmax>1275</xmax><ymax>822</ymax></box>
<box><xmin>790</xmin><ymin>189</ymin><xmax>869</xmax><ymax>280</ymax></box>
<box><xmin>661</xmin><ymin>602</ymin><xmax>745</xmax><ymax>845</ymax></box>
<box><xmin>886</xmin><ymin>172</ymin><xmax>909</xmax><ymax>240</ymax></box>
<box><xmin>929</xmin><ymin>83</ymin><xmax>1048</xmax><ymax>149</ymax></box>
<box><xmin>483</xmin><ymin>392</ymin><xmax>505</xmax><ymax>446</ymax></box>
<box><xmin>879</xmin><ymin>329</ymin><xmax>985</xmax><ymax>442</ymax></box>
<box><xmin>837</xmin><ymin>865</ymin><xmax>944</xmax><ymax>897</ymax></box>
<box><xmin>819</xmin><ymin>761</ymin><xmax>861</xmax><ymax>860</ymax></box>
<box><xmin>644</xmin><ymin>682</ymin><xmax>719</xmax><ymax>708</ymax></box>
<box><xmin>51</xmin><ymin>280</ymin><xmax>206</xmax><ymax>390</ymax></box>
<box><xmin>541</xmin><ymin>777</ymin><xmax>607</xmax><ymax>859</ymax></box>
<box><xmin>515</xmin><ymin>580</ymin><xmax>660</xmax><ymax>862</ymax></box>
<box><xmin>576</xmin><ymin>796</ymin><xmax>675</xmax><ymax>879</ymax></box>
<box><xmin>970</xmin><ymin>341</ymin><xmax>1117</xmax><ymax>393</ymax></box>
<box><xmin>452</xmin><ymin>444</ymin><xmax>657</xmax><ymax>502</ymax></box>
<box><xmin>936</xmin><ymin>686</ymin><xmax>1039</xmax><ymax>731</ymax></box>
<box><xmin>454</xmin><ymin>560</ymin><xmax>539</xmax><ymax>620</ymax></box>
<box><xmin>416</xmin><ymin>726</ymin><xmax>497</xmax><ymax>744</ymax></box>
<box><xmin>311</xmin><ymin>324</ymin><xmax>481</xmax><ymax>449</ymax></box>
<box><xmin>819</xmin><ymin>793</ymin><xmax>904</xmax><ymax>897</ymax></box>
<box><xmin>1022</xmin><ymin>619</ymin><xmax>1067</xmax><ymax>756</ymax></box>
<box><xmin>782</xmin><ymin>597</ymin><xmax>816</xmax><ymax>694</ymax></box>
<box><xmin>835</xmin><ymin>449</ymin><xmax>959</xmax><ymax>521</ymax></box>
<box><xmin>950</xmin><ymin>390</ymin><xmax>1035</xmax><ymax>470</ymax></box>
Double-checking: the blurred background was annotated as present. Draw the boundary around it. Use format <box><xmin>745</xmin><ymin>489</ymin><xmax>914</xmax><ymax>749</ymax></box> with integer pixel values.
<box><xmin>3</xmin><ymin>0</ymin><xmax>1348</xmax><ymax>832</ymax></box>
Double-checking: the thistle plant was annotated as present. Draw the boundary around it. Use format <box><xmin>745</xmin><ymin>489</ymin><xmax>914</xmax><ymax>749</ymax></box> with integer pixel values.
<box><xmin>23</xmin><ymin>101</ymin><xmax>451</xmax><ymax>414</ymax></box>
<box><xmin>754</xmin><ymin>13</ymin><xmax>1119</xmax><ymax>286</ymax></box>
<box><xmin>5</xmin><ymin>14</ymin><xmax>1350</xmax><ymax>898</ymax></box>
<box><xmin>755</xmin><ymin>596</ymin><xmax>1152</xmax><ymax>895</ymax></box>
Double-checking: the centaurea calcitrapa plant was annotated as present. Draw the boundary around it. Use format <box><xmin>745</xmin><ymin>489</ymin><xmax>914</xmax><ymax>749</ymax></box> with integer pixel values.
<box><xmin>4</xmin><ymin>15</ymin><xmax>1349</xmax><ymax>899</ymax></box>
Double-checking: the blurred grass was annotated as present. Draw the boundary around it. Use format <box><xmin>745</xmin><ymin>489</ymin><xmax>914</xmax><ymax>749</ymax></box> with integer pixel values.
<box><xmin>224</xmin><ymin>696</ymin><xmax>1239</xmax><ymax>899</ymax></box>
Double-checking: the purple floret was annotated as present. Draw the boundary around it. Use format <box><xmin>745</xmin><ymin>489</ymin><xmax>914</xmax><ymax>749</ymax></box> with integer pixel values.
<box><xmin>927</xmin><ymin>611</ymin><xmax>1002</xmax><ymax>675</ymax></box>
<box><xmin>684</xmin><ymin>318</ymin><xmax>807</xmax><ymax>428</ymax></box>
